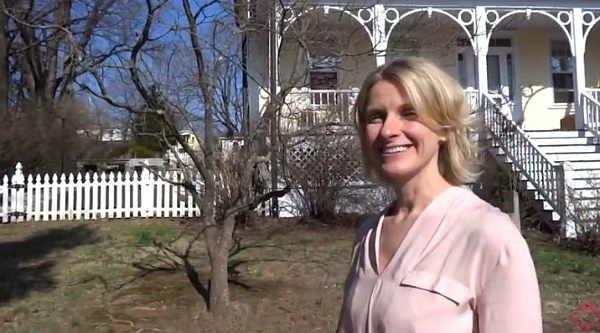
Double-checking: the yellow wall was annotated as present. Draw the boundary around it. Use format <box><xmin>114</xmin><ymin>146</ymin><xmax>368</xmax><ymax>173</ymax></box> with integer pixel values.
<box><xmin>516</xmin><ymin>27</ymin><xmax>600</xmax><ymax>130</ymax></box>
<box><xmin>278</xmin><ymin>28</ymin><xmax>376</xmax><ymax>90</ymax></box>
<box><xmin>517</xmin><ymin>30</ymin><xmax>572</xmax><ymax>130</ymax></box>
<box><xmin>386</xmin><ymin>23</ymin><xmax>465</xmax><ymax>84</ymax></box>
<box><xmin>586</xmin><ymin>28</ymin><xmax>600</xmax><ymax>88</ymax></box>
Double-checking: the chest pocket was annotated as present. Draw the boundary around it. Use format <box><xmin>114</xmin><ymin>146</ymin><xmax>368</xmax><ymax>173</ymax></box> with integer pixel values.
<box><xmin>399</xmin><ymin>270</ymin><xmax>471</xmax><ymax>306</ymax></box>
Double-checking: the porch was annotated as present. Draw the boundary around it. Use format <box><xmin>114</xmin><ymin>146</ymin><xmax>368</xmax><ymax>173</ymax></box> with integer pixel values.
<box><xmin>263</xmin><ymin>2</ymin><xmax>600</xmax><ymax>135</ymax></box>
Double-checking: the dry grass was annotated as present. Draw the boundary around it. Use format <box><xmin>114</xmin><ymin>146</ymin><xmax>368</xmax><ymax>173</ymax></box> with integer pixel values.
<box><xmin>0</xmin><ymin>219</ymin><xmax>598</xmax><ymax>332</ymax></box>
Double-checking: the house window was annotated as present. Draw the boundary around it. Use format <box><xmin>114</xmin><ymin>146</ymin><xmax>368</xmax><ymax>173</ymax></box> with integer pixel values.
<box><xmin>550</xmin><ymin>41</ymin><xmax>574</xmax><ymax>103</ymax></box>
<box><xmin>489</xmin><ymin>38</ymin><xmax>512</xmax><ymax>48</ymax></box>
<box><xmin>309</xmin><ymin>54</ymin><xmax>339</xmax><ymax>90</ymax></box>
<box><xmin>458</xmin><ymin>53</ymin><xmax>468</xmax><ymax>88</ymax></box>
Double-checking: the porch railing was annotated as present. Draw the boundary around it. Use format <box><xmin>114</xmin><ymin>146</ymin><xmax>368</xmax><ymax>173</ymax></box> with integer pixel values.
<box><xmin>583</xmin><ymin>90</ymin><xmax>600</xmax><ymax>136</ymax></box>
<box><xmin>463</xmin><ymin>88</ymin><xmax>479</xmax><ymax>113</ymax></box>
<box><xmin>480</xmin><ymin>92</ymin><xmax>566</xmax><ymax>224</ymax></box>
<box><xmin>282</xmin><ymin>88</ymin><xmax>359</xmax><ymax>132</ymax></box>
<box><xmin>282</xmin><ymin>88</ymin><xmax>482</xmax><ymax>132</ymax></box>
<box><xmin>586</xmin><ymin>88</ymin><xmax>600</xmax><ymax>102</ymax></box>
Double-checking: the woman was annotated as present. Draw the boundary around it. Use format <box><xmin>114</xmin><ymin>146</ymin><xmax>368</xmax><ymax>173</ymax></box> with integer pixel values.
<box><xmin>336</xmin><ymin>57</ymin><xmax>542</xmax><ymax>333</ymax></box>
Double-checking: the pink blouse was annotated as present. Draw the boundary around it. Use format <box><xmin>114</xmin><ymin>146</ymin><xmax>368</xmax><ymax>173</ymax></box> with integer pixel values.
<box><xmin>336</xmin><ymin>186</ymin><xmax>542</xmax><ymax>333</ymax></box>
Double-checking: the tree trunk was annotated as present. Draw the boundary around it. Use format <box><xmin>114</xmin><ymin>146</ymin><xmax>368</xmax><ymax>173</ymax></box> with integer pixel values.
<box><xmin>205</xmin><ymin>214</ymin><xmax>236</xmax><ymax>317</ymax></box>
<box><xmin>0</xmin><ymin>10</ymin><xmax>8</xmax><ymax>113</ymax></box>
<box><xmin>209</xmin><ymin>246</ymin><xmax>230</xmax><ymax>317</ymax></box>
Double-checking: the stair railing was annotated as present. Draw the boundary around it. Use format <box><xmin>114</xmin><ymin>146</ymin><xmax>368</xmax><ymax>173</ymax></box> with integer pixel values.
<box><xmin>582</xmin><ymin>92</ymin><xmax>600</xmax><ymax>138</ymax></box>
<box><xmin>479</xmin><ymin>92</ymin><xmax>566</xmax><ymax>225</ymax></box>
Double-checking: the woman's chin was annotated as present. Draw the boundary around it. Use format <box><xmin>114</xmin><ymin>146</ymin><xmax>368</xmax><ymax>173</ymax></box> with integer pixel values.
<box><xmin>377</xmin><ymin>166</ymin><xmax>416</xmax><ymax>183</ymax></box>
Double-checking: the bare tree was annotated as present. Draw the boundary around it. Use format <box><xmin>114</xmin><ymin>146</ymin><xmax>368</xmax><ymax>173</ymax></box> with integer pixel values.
<box><xmin>71</xmin><ymin>0</ymin><xmax>384</xmax><ymax>316</ymax></box>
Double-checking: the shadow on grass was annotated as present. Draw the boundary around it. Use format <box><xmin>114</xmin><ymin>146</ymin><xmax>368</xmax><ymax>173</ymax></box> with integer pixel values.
<box><xmin>0</xmin><ymin>225</ymin><xmax>98</xmax><ymax>305</ymax></box>
<box><xmin>126</xmin><ymin>227</ymin><xmax>298</xmax><ymax>310</ymax></box>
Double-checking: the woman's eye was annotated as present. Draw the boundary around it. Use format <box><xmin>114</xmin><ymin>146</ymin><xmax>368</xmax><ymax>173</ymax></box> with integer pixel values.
<box><xmin>402</xmin><ymin>110</ymin><xmax>418</xmax><ymax>120</ymax></box>
<box><xmin>367</xmin><ymin>113</ymin><xmax>384</xmax><ymax>123</ymax></box>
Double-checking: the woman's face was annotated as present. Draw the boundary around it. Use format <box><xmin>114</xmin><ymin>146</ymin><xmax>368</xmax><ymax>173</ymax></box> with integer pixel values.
<box><xmin>363</xmin><ymin>80</ymin><xmax>446</xmax><ymax>184</ymax></box>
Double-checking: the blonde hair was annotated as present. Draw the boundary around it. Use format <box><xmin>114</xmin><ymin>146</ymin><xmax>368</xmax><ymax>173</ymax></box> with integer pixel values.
<box><xmin>354</xmin><ymin>57</ymin><xmax>479</xmax><ymax>186</ymax></box>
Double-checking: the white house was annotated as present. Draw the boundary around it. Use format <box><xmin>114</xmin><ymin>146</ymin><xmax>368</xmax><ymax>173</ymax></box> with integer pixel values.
<box><xmin>244</xmin><ymin>0</ymin><xmax>600</xmax><ymax>234</ymax></box>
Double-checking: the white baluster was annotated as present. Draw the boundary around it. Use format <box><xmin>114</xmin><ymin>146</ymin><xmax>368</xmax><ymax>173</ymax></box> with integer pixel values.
<box><xmin>59</xmin><ymin>173</ymin><xmax>67</xmax><ymax>220</ymax></box>
<box><xmin>132</xmin><ymin>171</ymin><xmax>139</xmax><ymax>217</ymax></box>
<box><xmin>83</xmin><ymin>173</ymin><xmax>91</xmax><ymax>219</ymax></box>
<box><xmin>156</xmin><ymin>171</ymin><xmax>164</xmax><ymax>217</ymax></box>
<box><xmin>124</xmin><ymin>171</ymin><xmax>131</xmax><ymax>218</ymax></box>
<box><xmin>41</xmin><ymin>174</ymin><xmax>50</xmax><ymax>221</ymax></box>
<box><xmin>164</xmin><ymin>171</ymin><xmax>172</xmax><ymax>217</ymax></box>
<box><xmin>116</xmin><ymin>171</ymin><xmax>123</xmax><ymax>219</ymax></box>
<box><xmin>67</xmin><ymin>173</ymin><xmax>75</xmax><ymax>220</ymax></box>
<box><xmin>1</xmin><ymin>175</ymin><xmax>8</xmax><ymax>223</ymax></box>
<box><xmin>108</xmin><ymin>172</ymin><xmax>115</xmax><ymax>219</ymax></box>
<box><xmin>76</xmin><ymin>173</ymin><xmax>83</xmax><ymax>220</ymax></box>
<box><xmin>34</xmin><ymin>174</ymin><xmax>42</xmax><ymax>221</ymax></box>
<box><xmin>50</xmin><ymin>174</ymin><xmax>59</xmax><ymax>221</ymax></box>
<box><xmin>91</xmin><ymin>173</ymin><xmax>99</xmax><ymax>219</ymax></box>
<box><xmin>99</xmin><ymin>172</ymin><xmax>107</xmax><ymax>219</ymax></box>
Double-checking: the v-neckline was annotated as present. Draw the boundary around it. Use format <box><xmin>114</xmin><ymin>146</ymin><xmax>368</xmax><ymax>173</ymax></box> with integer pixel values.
<box><xmin>373</xmin><ymin>186</ymin><xmax>457</xmax><ymax>277</ymax></box>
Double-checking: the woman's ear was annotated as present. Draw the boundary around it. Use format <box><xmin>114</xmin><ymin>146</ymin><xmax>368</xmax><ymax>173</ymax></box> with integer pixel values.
<box><xmin>438</xmin><ymin>127</ymin><xmax>450</xmax><ymax>144</ymax></box>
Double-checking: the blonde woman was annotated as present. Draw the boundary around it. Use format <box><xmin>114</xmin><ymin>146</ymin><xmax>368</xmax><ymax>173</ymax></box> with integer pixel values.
<box><xmin>336</xmin><ymin>57</ymin><xmax>542</xmax><ymax>333</ymax></box>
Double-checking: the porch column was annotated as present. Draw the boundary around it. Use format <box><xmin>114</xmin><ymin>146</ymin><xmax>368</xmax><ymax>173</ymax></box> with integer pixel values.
<box><xmin>373</xmin><ymin>4</ymin><xmax>388</xmax><ymax>67</ymax></box>
<box><xmin>572</xmin><ymin>8</ymin><xmax>587</xmax><ymax>129</ymax></box>
<box><xmin>475</xmin><ymin>6</ymin><xmax>489</xmax><ymax>97</ymax></box>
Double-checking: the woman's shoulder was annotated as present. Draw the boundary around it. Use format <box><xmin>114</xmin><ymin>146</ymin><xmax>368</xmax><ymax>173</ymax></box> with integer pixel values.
<box><xmin>456</xmin><ymin>188</ymin><xmax>529</xmax><ymax>253</ymax></box>
<box><xmin>354</xmin><ymin>212</ymin><xmax>382</xmax><ymax>242</ymax></box>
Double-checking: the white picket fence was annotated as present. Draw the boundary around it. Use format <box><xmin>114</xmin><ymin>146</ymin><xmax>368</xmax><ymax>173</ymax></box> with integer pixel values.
<box><xmin>0</xmin><ymin>163</ymin><xmax>201</xmax><ymax>223</ymax></box>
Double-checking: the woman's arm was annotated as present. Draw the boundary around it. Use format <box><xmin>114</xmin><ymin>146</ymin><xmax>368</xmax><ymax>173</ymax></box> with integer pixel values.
<box><xmin>476</xmin><ymin>238</ymin><xmax>543</xmax><ymax>333</ymax></box>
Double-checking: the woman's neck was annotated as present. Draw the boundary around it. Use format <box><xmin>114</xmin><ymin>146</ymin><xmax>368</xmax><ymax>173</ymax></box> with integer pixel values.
<box><xmin>390</xmin><ymin>172</ymin><xmax>452</xmax><ymax>216</ymax></box>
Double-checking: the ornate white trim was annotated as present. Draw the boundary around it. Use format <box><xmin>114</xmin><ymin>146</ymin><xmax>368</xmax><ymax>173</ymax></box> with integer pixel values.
<box><xmin>385</xmin><ymin>7</ymin><xmax>477</xmax><ymax>51</ymax></box>
<box><xmin>485</xmin><ymin>9</ymin><xmax>574</xmax><ymax>52</ymax></box>
<box><xmin>582</xmin><ymin>11</ymin><xmax>600</xmax><ymax>45</ymax></box>
<box><xmin>282</xmin><ymin>5</ymin><xmax>375</xmax><ymax>47</ymax></box>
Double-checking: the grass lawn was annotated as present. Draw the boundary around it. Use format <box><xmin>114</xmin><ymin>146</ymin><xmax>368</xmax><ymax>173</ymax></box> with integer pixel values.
<box><xmin>0</xmin><ymin>218</ymin><xmax>599</xmax><ymax>333</ymax></box>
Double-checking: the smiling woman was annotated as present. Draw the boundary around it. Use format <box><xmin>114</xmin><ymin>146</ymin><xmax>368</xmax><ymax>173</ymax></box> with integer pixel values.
<box><xmin>335</xmin><ymin>57</ymin><xmax>543</xmax><ymax>333</ymax></box>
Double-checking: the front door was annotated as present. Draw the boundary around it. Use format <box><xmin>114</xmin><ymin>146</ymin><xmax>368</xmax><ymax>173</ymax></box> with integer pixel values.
<box><xmin>487</xmin><ymin>49</ymin><xmax>517</xmax><ymax>119</ymax></box>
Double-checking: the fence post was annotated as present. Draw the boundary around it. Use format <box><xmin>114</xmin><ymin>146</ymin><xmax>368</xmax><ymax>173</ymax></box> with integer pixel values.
<box><xmin>555</xmin><ymin>163</ymin><xmax>567</xmax><ymax>241</ymax></box>
<box><xmin>141</xmin><ymin>166</ymin><xmax>151</xmax><ymax>218</ymax></box>
<box><xmin>1</xmin><ymin>174</ymin><xmax>8</xmax><ymax>223</ymax></box>
<box><xmin>11</xmin><ymin>162</ymin><xmax>26</xmax><ymax>222</ymax></box>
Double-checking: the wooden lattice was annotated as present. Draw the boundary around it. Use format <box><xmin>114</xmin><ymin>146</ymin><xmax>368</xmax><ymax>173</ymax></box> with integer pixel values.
<box><xmin>283</xmin><ymin>134</ymin><xmax>364</xmax><ymax>187</ymax></box>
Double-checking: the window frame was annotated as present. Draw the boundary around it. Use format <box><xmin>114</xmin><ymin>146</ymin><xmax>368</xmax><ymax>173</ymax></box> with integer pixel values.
<box><xmin>549</xmin><ymin>40</ymin><xmax>575</xmax><ymax>104</ymax></box>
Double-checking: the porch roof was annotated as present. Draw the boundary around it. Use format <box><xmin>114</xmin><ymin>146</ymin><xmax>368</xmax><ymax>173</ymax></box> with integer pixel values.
<box><xmin>301</xmin><ymin>0</ymin><xmax>600</xmax><ymax>10</ymax></box>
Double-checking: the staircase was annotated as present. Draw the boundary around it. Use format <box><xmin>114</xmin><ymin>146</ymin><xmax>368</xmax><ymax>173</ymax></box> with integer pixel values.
<box><xmin>526</xmin><ymin>130</ymin><xmax>600</xmax><ymax>225</ymax></box>
<box><xmin>479</xmin><ymin>92</ymin><xmax>600</xmax><ymax>238</ymax></box>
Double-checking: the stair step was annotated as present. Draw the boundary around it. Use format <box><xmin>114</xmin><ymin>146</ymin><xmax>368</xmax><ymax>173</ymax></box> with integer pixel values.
<box><xmin>529</xmin><ymin>137</ymin><xmax>600</xmax><ymax>145</ymax></box>
<box><xmin>537</xmin><ymin>145</ymin><xmax>600</xmax><ymax>154</ymax></box>
<box><xmin>550</xmin><ymin>153</ymin><xmax>600</xmax><ymax>162</ymax></box>
<box><xmin>569</xmin><ymin>179</ymin><xmax>600</xmax><ymax>188</ymax></box>
<box><xmin>571</xmin><ymin>188</ymin><xmax>600</xmax><ymax>198</ymax></box>
<box><xmin>525</xmin><ymin>130</ymin><xmax>594</xmax><ymax>139</ymax></box>
<box><xmin>562</xmin><ymin>161</ymin><xmax>600</xmax><ymax>169</ymax></box>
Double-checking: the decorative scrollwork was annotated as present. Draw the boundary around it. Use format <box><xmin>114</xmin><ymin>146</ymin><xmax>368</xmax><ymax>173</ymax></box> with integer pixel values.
<box><xmin>458</xmin><ymin>9</ymin><xmax>475</xmax><ymax>26</ymax></box>
<box><xmin>582</xmin><ymin>11</ymin><xmax>600</xmax><ymax>45</ymax></box>
<box><xmin>385</xmin><ymin>7</ymin><xmax>476</xmax><ymax>50</ymax></box>
<box><xmin>557</xmin><ymin>11</ymin><xmax>572</xmax><ymax>25</ymax></box>
<box><xmin>384</xmin><ymin>8</ymin><xmax>399</xmax><ymax>24</ymax></box>
<box><xmin>582</xmin><ymin>11</ymin><xmax>596</xmax><ymax>25</ymax></box>
<box><xmin>357</xmin><ymin>8</ymin><xmax>374</xmax><ymax>23</ymax></box>
<box><xmin>485</xmin><ymin>9</ymin><xmax>573</xmax><ymax>50</ymax></box>
<box><xmin>282</xmin><ymin>5</ymin><xmax>375</xmax><ymax>46</ymax></box>
<box><xmin>486</xmin><ymin>10</ymin><xmax>500</xmax><ymax>25</ymax></box>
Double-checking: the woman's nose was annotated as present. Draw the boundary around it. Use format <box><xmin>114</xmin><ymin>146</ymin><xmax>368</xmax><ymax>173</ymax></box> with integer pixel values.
<box><xmin>380</xmin><ymin>116</ymin><xmax>402</xmax><ymax>138</ymax></box>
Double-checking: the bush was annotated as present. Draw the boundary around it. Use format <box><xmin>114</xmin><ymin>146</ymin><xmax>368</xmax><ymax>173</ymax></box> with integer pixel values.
<box><xmin>282</xmin><ymin>133</ymin><xmax>365</xmax><ymax>220</ymax></box>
